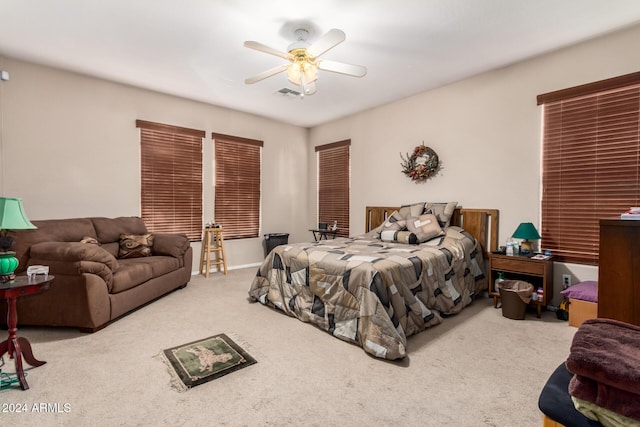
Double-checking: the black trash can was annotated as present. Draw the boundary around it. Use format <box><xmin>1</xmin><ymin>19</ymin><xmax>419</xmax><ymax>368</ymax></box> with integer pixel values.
<box><xmin>264</xmin><ymin>233</ymin><xmax>289</xmax><ymax>257</ymax></box>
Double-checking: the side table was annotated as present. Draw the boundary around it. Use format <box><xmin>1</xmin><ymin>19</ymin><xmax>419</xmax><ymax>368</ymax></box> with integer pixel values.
<box><xmin>309</xmin><ymin>229</ymin><xmax>338</xmax><ymax>242</ymax></box>
<box><xmin>489</xmin><ymin>253</ymin><xmax>553</xmax><ymax>318</ymax></box>
<box><xmin>0</xmin><ymin>275</ymin><xmax>54</xmax><ymax>390</ymax></box>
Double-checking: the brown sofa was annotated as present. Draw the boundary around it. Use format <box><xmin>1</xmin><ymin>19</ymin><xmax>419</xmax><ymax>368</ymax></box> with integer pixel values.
<box><xmin>1</xmin><ymin>216</ymin><xmax>192</xmax><ymax>332</ymax></box>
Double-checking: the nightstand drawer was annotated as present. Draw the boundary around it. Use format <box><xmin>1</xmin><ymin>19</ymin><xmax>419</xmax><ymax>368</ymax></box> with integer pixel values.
<box><xmin>491</xmin><ymin>257</ymin><xmax>545</xmax><ymax>275</ymax></box>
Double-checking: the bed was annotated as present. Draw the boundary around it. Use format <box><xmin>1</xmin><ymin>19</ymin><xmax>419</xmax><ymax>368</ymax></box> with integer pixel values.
<box><xmin>248</xmin><ymin>204</ymin><xmax>499</xmax><ymax>360</ymax></box>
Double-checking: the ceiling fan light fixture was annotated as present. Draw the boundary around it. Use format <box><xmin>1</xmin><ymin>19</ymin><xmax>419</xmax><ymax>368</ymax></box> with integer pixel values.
<box><xmin>286</xmin><ymin>57</ymin><xmax>318</xmax><ymax>91</ymax></box>
<box><xmin>244</xmin><ymin>26</ymin><xmax>365</xmax><ymax>95</ymax></box>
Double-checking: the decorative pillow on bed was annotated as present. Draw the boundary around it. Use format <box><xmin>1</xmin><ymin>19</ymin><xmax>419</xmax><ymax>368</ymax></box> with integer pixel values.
<box><xmin>118</xmin><ymin>233</ymin><xmax>154</xmax><ymax>259</ymax></box>
<box><xmin>380</xmin><ymin>210</ymin><xmax>407</xmax><ymax>231</ymax></box>
<box><xmin>398</xmin><ymin>202</ymin><xmax>425</xmax><ymax>219</ymax></box>
<box><xmin>380</xmin><ymin>230</ymin><xmax>418</xmax><ymax>244</ymax></box>
<box><xmin>406</xmin><ymin>213</ymin><xmax>445</xmax><ymax>243</ymax></box>
<box><xmin>424</xmin><ymin>202</ymin><xmax>458</xmax><ymax>227</ymax></box>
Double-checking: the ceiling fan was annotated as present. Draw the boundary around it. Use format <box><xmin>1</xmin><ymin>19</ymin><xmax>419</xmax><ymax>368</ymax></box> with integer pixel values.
<box><xmin>244</xmin><ymin>27</ymin><xmax>367</xmax><ymax>96</ymax></box>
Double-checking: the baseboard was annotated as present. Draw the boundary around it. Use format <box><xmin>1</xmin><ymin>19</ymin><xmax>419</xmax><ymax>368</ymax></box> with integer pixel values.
<box><xmin>191</xmin><ymin>262</ymin><xmax>261</xmax><ymax>276</ymax></box>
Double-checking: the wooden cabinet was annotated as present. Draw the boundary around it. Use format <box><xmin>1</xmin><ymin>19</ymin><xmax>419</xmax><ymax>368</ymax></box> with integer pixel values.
<box><xmin>598</xmin><ymin>219</ymin><xmax>640</xmax><ymax>326</ymax></box>
<box><xmin>489</xmin><ymin>253</ymin><xmax>554</xmax><ymax>317</ymax></box>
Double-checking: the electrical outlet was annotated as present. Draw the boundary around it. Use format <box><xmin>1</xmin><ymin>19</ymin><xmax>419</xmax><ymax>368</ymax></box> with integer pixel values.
<box><xmin>562</xmin><ymin>274</ymin><xmax>571</xmax><ymax>288</ymax></box>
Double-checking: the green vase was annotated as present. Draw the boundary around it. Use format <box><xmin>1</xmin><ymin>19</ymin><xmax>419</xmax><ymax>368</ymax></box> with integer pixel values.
<box><xmin>0</xmin><ymin>252</ymin><xmax>19</xmax><ymax>277</ymax></box>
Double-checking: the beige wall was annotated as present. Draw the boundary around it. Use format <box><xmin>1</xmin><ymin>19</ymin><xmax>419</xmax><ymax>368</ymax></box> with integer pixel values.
<box><xmin>2</xmin><ymin>23</ymin><xmax>639</xmax><ymax>301</ymax></box>
<box><xmin>309</xmin><ymin>23</ymin><xmax>640</xmax><ymax>302</ymax></box>
<box><xmin>0</xmin><ymin>58</ymin><xmax>309</xmax><ymax>272</ymax></box>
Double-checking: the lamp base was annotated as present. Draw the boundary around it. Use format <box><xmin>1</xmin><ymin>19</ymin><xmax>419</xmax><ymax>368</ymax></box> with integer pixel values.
<box><xmin>521</xmin><ymin>240</ymin><xmax>534</xmax><ymax>252</ymax></box>
<box><xmin>0</xmin><ymin>251</ymin><xmax>19</xmax><ymax>282</ymax></box>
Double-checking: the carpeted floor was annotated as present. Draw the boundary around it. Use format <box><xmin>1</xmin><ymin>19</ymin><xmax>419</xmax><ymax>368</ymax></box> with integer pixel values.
<box><xmin>0</xmin><ymin>267</ymin><xmax>576</xmax><ymax>426</ymax></box>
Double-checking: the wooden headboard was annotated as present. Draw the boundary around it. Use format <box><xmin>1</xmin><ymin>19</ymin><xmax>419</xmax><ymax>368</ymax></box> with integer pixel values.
<box><xmin>365</xmin><ymin>206</ymin><xmax>499</xmax><ymax>255</ymax></box>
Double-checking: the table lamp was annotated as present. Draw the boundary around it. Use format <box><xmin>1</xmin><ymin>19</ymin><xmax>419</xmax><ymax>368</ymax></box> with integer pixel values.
<box><xmin>512</xmin><ymin>222</ymin><xmax>541</xmax><ymax>252</ymax></box>
<box><xmin>0</xmin><ymin>197</ymin><xmax>37</xmax><ymax>282</ymax></box>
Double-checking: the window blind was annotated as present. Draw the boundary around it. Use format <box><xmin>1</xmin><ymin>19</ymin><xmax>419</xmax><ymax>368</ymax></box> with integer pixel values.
<box><xmin>538</xmin><ymin>73</ymin><xmax>640</xmax><ymax>264</ymax></box>
<box><xmin>137</xmin><ymin>120</ymin><xmax>204</xmax><ymax>241</ymax></box>
<box><xmin>316</xmin><ymin>140</ymin><xmax>350</xmax><ymax>238</ymax></box>
<box><xmin>213</xmin><ymin>133</ymin><xmax>263</xmax><ymax>239</ymax></box>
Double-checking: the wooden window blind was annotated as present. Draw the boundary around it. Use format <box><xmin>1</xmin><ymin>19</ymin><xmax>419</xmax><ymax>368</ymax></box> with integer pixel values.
<box><xmin>213</xmin><ymin>133</ymin><xmax>263</xmax><ymax>239</ymax></box>
<box><xmin>137</xmin><ymin>120</ymin><xmax>204</xmax><ymax>241</ymax></box>
<box><xmin>316</xmin><ymin>140</ymin><xmax>350</xmax><ymax>238</ymax></box>
<box><xmin>538</xmin><ymin>72</ymin><xmax>640</xmax><ymax>265</ymax></box>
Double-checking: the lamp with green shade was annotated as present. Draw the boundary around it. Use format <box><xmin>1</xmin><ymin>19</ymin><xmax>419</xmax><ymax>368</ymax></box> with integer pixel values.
<box><xmin>0</xmin><ymin>197</ymin><xmax>37</xmax><ymax>282</ymax></box>
<box><xmin>512</xmin><ymin>222</ymin><xmax>541</xmax><ymax>253</ymax></box>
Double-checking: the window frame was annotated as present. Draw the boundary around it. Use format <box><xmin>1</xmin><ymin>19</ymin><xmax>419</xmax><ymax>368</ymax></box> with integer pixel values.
<box><xmin>316</xmin><ymin>140</ymin><xmax>351</xmax><ymax>238</ymax></box>
<box><xmin>537</xmin><ymin>72</ymin><xmax>640</xmax><ymax>265</ymax></box>
<box><xmin>136</xmin><ymin>119</ymin><xmax>204</xmax><ymax>241</ymax></box>
<box><xmin>212</xmin><ymin>133</ymin><xmax>263</xmax><ymax>240</ymax></box>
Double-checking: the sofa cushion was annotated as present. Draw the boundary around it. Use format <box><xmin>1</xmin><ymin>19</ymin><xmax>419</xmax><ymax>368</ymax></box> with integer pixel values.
<box><xmin>30</xmin><ymin>241</ymin><xmax>119</xmax><ymax>271</ymax></box>
<box><xmin>91</xmin><ymin>217</ymin><xmax>148</xmax><ymax>244</ymax></box>
<box><xmin>101</xmin><ymin>242</ymin><xmax>119</xmax><ymax>258</ymax></box>
<box><xmin>112</xmin><ymin>260</ymin><xmax>154</xmax><ymax>293</ymax></box>
<box><xmin>111</xmin><ymin>256</ymin><xmax>180</xmax><ymax>293</ymax></box>
<box><xmin>9</xmin><ymin>218</ymin><xmax>98</xmax><ymax>273</ymax></box>
<box><xmin>118</xmin><ymin>233</ymin><xmax>154</xmax><ymax>259</ymax></box>
<box><xmin>129</xmin><ymin>255</ymin><xmax>180</xmax><ymax>277</ymax></box>
<box><xmin>152</xmin><ymin>233</ymin><xmax>190</xmax><ymax>258</ymax></box>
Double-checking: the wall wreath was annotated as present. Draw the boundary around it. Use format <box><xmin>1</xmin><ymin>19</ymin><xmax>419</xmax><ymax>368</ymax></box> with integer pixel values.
<box><xmin>400</xmin><ymin>143</ymin><xmax>440</xmax><ymax>182</ymax></box>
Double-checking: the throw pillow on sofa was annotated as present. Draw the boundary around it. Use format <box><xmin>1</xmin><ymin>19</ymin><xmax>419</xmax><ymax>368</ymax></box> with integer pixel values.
<box><xmin>80</xmin><ymin>236</ymin><xmax>100</xmax><ymax>245</ymax></box>
<box><xmin>118</xmin><ymin>233</ymin><xmax>154</xmax><ymax>259</ymax></box>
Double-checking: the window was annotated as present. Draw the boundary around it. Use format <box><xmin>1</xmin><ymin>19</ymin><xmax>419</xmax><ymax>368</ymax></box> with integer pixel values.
<box><xmin>213</xmin><ymin>133</ymin><xmax>263</xmax><ymax>239</ymax></box>
<box><xmin>137</xmin><ymin>120</ymin><xmax>204</xmax><ymax>241</ymax></box>
<box><xmin>316</xmin><ymin>140</ymin><xmax>350</xmax><ymax>238</ymax></box>
<box><xmin>538</xmin><ymin>72</ymin><xmax>640</xmax><ymax>264</ymax></box>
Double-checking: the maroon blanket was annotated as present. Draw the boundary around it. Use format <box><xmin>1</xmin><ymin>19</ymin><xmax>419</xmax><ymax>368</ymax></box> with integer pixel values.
<box><xmin>566</xmin><ymin>318</ymin><xmax>640</xmax><ymax>421</ymax></box>
<box><xmin>566</xmin><ymin>318</ymin><xmax>640</xmax><ymax>395</ymax></box>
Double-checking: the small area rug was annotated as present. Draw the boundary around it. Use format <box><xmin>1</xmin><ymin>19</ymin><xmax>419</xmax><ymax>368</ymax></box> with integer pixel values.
<box><xmin>160</xmin><ymin>333</ymin><xmax>257</xmax><ymax>391</ymax></box>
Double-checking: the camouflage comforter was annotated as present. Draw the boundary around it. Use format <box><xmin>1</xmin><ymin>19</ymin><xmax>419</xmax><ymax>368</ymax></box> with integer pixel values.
<box><xmin>248</xmin><ymin>226</ymin><xmax>487</xmax><ymax>360</ymax></box>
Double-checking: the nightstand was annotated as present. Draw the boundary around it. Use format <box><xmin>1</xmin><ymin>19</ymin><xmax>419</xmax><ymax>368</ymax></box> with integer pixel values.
<box><xmin>489</xmin><ymin>253</ymin><xmax>554</xmax><ymax>318</ymax></box>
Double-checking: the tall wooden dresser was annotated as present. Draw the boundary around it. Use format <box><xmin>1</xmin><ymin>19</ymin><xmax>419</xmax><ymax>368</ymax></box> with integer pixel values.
<box><xmin>598</xmin><ymin>219</ymin><xmax>640</xmax><ymax>326</ymax></box>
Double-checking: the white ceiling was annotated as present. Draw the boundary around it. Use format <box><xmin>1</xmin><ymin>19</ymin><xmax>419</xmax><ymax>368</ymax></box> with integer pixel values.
<box><xmin>1</xmin><ymin>0</ymin><xmax>640</xmax><ymax>128</ymax></box>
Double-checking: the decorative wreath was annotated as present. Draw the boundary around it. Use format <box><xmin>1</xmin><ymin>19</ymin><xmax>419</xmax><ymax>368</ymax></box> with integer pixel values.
<box><xmin>400</xmin><ymin>143</ymin><xmax>440</xmax><ymax>182</ymax></box>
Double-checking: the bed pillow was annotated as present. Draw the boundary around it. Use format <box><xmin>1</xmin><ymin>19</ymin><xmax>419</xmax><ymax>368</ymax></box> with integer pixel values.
<box><xmin>380</xmin><ymin>230</ymin><xmax>418</xmax><ymax>244</ymax></box>
<box><xmin>398</xmin><ymin>202</ymin><xmax>425</xmax><ymax>219</ymax></box>
<box><xmin>380</xmin><ymin>210</ymin><xmax>407</xmax><ymax>231</ymax></box>
<box><xmin>118</xmin><ymin>233</ymin><xmax>154</xmax><ymax>259</ymax></box>
<box><xmin>424</xmin><ymin>202</ymin><xmax>457</xmax><ymax>227</ymax></box>
<box><xmin>406</xmin><ymin>213</ymin><xmax>445</xmax><ymax>243</ymax></box>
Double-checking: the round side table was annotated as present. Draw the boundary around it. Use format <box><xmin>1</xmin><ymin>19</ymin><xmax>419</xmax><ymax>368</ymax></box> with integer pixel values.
<box><xmin>0</xmin><ymin>275</ymin><xmax>54</xmax><ymax>390</ymax></box>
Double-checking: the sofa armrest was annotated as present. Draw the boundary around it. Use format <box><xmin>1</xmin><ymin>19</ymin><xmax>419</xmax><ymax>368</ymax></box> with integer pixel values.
<box><xmin>30</xmin><ymin>242</ymin><xmax>119</xmax><ymax>271</ymax></box>
<box><xmin>151</xmin><ymin>233</ymin><xmax>190</xmax><ymax>258</ymax></box>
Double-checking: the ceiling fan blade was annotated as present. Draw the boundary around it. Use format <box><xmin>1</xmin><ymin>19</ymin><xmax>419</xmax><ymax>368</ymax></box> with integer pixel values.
<box><xmin>317</xmin><ymin>60</ymin><xmax>367</xmax><ymax>77</ymax></box>
<box><xmin>244</xmin><ymin>64</ymin><xmax>288</xmax><ymax>84</ymax></box>
<box><xmin>244</xmin><ymin>41</ymin><xmax>291</xmax><ymax>60</ymax></box>
<box><xmin>307</xmin><ymin>29</ymin><xmax>346</xmax><ymax>58</ymax></box>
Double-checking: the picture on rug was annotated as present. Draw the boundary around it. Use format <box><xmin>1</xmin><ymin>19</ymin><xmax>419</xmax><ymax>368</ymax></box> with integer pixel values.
<box><xmin>162</xmin><ymin>333</ymin><xmax>256</xmax><ymax>390</ymax></box>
